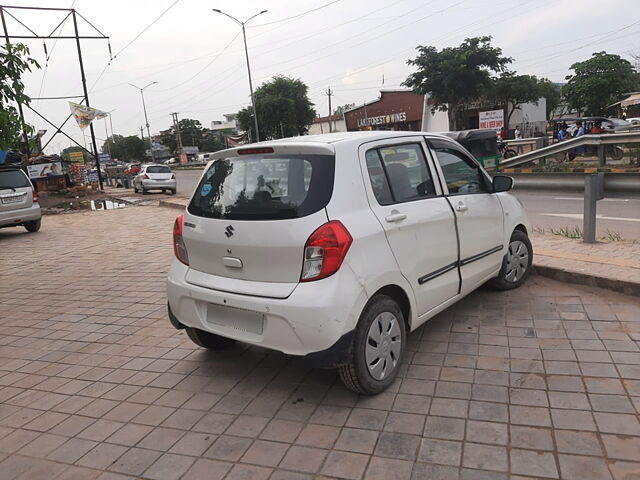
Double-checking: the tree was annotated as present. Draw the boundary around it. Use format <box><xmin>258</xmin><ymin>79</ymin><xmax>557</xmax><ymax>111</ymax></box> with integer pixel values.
<box><xmin>158</xmin><ymin>118</ymin><xmax>226</xmax><ymax>154</ymax></box>
<box><xmin>237</xmin><ymin>76</ymin><xmax>316</xmax><ymax>140</ymax></box>
<box><xmin>488</xmin><ymin>73</ymin><xmax>544</xmax><ymax>129</ymax></box>
<box><xmin>0</xmin><ymin>43</ymin><xmax>39</xmax><ymax>150</ymax></box>
<box><xmin>537</xmin><ymin>79</ymin><xmax>562</xmax><ymax>119</ymax></box>
<box><xmin>101</xmin><ymin>135</ymin><xmax>145</xmax><ymax>162</ymax></box>
<box><xmin>403</xmin><ymin>36</ymin><xmax>511</xmax><ymax>130</ymax></box>
<box><xmin>334</xmin><ymin>103</ymin><xmax>355</xmax><ymax>115</ymax></box>
<box><xmin>563</xmin><ymin>52</ymin><xmax>639</xmax><ymax>116</ymax></box>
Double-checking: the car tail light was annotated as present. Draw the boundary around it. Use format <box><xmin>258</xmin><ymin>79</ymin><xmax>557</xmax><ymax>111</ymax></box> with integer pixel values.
<box><xmin>301</xmin><ymin>221</ymin><xmax>352</xmax><ymax>282</ymax></box>
<box><xmin>143</xmin><ymin>174</ymin><xmax>149</xmax><ymax>179</ymax></box>
<box><xmin>237</xmin><ymin>147</ymin><xmax>274</xmax><ymax>155</ymax></box>
<box><xmin>173</xmin><ymin>215</ymin><xmax>189</xmax><ymax>265</ymax></box>
<box><xmin>32</xmin><ymin>191</ymin><xmax>39</xmax><ymax>203</ymax></box>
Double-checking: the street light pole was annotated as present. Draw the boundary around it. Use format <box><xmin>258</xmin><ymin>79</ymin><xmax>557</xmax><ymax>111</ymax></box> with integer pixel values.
<box><xmin>129</xmin><ymin>82</ymin><xmax>157</xmax><ymax>161</ymax></box>
<box><xmin>213</xmin><ymin>8</ymin><xmax>266</xmax><ymax>143</ymax></box>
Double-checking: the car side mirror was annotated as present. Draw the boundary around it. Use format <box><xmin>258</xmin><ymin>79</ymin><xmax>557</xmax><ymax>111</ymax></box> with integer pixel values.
<box><xmin>493</xmin><ymin>175</ymin><xmax>513</xmax><ymax>193</ymax></box>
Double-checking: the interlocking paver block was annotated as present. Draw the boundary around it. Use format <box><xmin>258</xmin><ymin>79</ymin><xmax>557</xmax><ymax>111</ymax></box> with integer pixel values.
<box><xmin>2</xmin><ymin>206</ymin><xmax>640</xmax><ymax>479</ymax></box>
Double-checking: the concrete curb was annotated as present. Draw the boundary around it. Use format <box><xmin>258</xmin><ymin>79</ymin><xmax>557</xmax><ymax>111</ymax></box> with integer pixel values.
<box><xmin>158</xmin><ymin>199</ymin><xmax>186</xmax><ymax>210</ymax></box>
<box><xmin>533</xmin><ymin>265</ymin><xmax>640</xmax><ymax>296</ymax></box>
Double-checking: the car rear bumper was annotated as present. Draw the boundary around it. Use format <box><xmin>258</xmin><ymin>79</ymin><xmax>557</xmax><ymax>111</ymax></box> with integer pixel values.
<box><xmin>0</xmin><ymin>203</ymin><xmax>41</xmax><ymax>227</ymax></box>
<box><xmin>166</xmin><ymin>259</ymin><xmax>368</xmax><ymax>360</ymax></box>
<box><xmin>142</xmin><ymin>179</ymin><xmax>176</xmax><ymax>189</ymax></box>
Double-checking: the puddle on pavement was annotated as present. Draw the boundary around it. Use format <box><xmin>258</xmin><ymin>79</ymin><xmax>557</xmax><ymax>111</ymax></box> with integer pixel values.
<box><xmin>44</xmin><ymin>198</ymin><xmax>130</xmax><ymax>214</ymax></box>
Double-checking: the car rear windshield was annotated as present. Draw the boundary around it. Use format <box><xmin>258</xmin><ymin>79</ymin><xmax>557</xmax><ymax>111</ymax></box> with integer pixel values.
<box><xmin>0</xmin><ymin>170</ymin><xmax>31</xmax><ymax>189</ymax></box>
<box><xmin>147</xmin><ymin>166</ymin><xmax>171</xmax><ymax>173</ymax></box>
<box><xmin>188</xmin><ymin>154</ymin><xmax>334</xmax><ymax>220</ymax></box>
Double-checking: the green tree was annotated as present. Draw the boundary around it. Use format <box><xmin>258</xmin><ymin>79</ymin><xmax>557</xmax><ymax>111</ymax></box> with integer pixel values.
<box><xmin>403</xmin><ymin>36</ymin><xmax>511</xmax><ymax>130</ymax></box>
<box><xmin>159</xmin><ymin>118</ymin><xmax>212</xmax><ymax>154</ymax></box>
<box><xmin>0</xmin><ymin>43</ymin><xmax>39</xmax><ymax>150</ymax></box>
<box><xmin>101</xmin><ymin>135</ymin><xmax>145</xmax><ymax>162</ymax></box>
<box><xmin>237</xmin><ymin>76</ymin><xmax>316</xmax><ymax>140</ymax></box>
<box><xmin>537</xmin><ymin>79</ymin><xmax>562</xmax><ymax>119</ymax></box>
<box><xmin>334</xmin><ymin>103</ymin><xmax>355</xmax><ymax>115</ymax></box>
<box><xmin>488</xmin><ymin>73</ymin><xmax>546</xmax><ymax>129</ymax></box>
<box><xmin>563</xmin><ymin>52</ymin><xmax>639</xmax><ymax>116</ymax></box>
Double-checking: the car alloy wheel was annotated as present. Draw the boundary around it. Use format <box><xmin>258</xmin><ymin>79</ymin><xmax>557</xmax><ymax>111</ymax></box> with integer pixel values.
<box><xmin>365</xmin><ymin>311</ymin><xmax>402</xmax><ymax>380</ymax></box>
<box><xmin>505</xmin><ymin>239</ymin><xmax>529</xmax><ymax>283</ymax></box>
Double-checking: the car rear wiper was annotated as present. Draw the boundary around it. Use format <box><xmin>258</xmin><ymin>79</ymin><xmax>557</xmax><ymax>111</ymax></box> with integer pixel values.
<box><xmin>0</xmin><ymin>185</ymin><xmax>17</xmax><ymax>192</ymax></box>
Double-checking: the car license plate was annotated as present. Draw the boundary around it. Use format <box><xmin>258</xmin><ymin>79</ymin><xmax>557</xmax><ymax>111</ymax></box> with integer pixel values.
<box><xmin>207</xmin><ymin>303</ymin><xmax>264</xmax><ymax>335</ymax></box>
<box><xmin>1</xmin><ymin>195</ymin><xmax>23</xmax><ymax>204</ymax></box>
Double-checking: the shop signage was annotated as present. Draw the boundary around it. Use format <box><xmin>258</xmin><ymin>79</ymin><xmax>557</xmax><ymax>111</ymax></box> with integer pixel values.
<box><xmin>98</xmin><ymin>153</ymin><xmax>111</xmax><ymax>163</ymax></box>
<box><xmin>68</xmin><ymin>151</ymin><xmax>84</xmax><ymax>163</ymax></box>
<box><xmin>479</xmin><ymin>109</ymin><xmax>504</xmax><ymax>130</ymax></box>
<box><xmin>357</xmin><ymin>111</ymin><xmax>407</xmax><ymax>128</ymax></box>
<box><xmin>27</xmin><ymin>162</ymin><xmax>63</xmax><ymax>179</ymax></box>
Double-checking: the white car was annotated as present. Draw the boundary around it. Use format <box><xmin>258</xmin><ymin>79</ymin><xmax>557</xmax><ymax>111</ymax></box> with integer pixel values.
<box><xmin>167</xmin><ymin>132</ymin><xmax>532</xmax><ymax>394</ymax></box>
<box><xmin>133</xmin><ymin>164</ymin><xmax>177</xmax><ymax>195</ymax></box>
<box><xmin>0</xmin><ymin>167</ymin><xmax>41</xmax><ymax>233</ymax></box>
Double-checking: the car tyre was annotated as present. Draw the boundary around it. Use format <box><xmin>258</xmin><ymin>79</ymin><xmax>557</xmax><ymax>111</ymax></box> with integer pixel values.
<box><xmin>133</xmin><ymin>182</ymin><xmax>138</xmax><ymax>193</ymax></box>
<box><xmin>185</xmin><ymin>327</ymin><xmax>236</xmax><ymax>350</ymax></box>
<box><xmin>24</xmin><ymin>219</ymin><xmax>41</xmax><ymax>233</ymax></box>
<box><xmin>141</xmin><ymin>187</ymin><xmax>147</xmax><ymax>195</ymax></box>
<box><xmin>170</xmin><ymin>189</ymin><xmax>177</xmax><ymax>195</ymax></box>
<box><xmin>338</xmin><ymin>294</ymin><xmax>405</xmax><ymax>395</ymax></box>
<box><xmin>490</xmin><ymin>230</ymin><xmax>533</xmax><ymax>290</ymax></box>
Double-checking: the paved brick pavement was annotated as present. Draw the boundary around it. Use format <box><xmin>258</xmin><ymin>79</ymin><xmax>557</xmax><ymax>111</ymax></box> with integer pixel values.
<box><xmin>1</xmin><ymin>205</ymin><xmax>640</xmax><ymax>480</ymax></box>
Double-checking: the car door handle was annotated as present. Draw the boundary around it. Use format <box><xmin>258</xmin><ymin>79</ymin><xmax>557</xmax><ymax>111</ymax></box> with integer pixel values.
<box><xmin>385</xmin><ymin>212</ymin><xmax>407</xmax><ymax>223</ymax></box>
<box><xmin>455</xmin><ymin>201</ymin><xmax>468</xmax><ymax>212</ymax></box>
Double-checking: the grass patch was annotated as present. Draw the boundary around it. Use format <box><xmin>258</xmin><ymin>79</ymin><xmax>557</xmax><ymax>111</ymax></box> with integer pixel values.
<box><xmin>602</xmin><ymin>230</ymin><xmax>624</xmax><ymax>242</ymax></box>
<box><xmin>549</xmin><ymin>226</ymin><xmax>584</xmax><ymax>239</ymax></box>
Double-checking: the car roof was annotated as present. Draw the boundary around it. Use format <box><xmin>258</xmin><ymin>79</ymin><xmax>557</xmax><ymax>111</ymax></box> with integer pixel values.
<box><xmin>263</xmin><ymin>130</ymin><xmax>451</xmax><ymax>145</ymax></box>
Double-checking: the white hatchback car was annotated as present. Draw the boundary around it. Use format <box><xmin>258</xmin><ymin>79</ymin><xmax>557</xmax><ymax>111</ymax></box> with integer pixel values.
<box><xmin>167</xmin><ymin>132</ymin><xmax>532</xmax><ymax>394</ymax></box>
<box><xmin>133</xmin><ymin>164</ymin><xmax>177</xmax><ymax>195</ymax></box>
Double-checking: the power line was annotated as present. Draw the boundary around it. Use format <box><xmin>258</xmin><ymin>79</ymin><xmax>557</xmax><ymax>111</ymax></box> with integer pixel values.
<box><xmin>248</xmin><ymin>0</ymin><xmax>342</xmax><ymax>28</ymax></box>
<box><xmin>89</xmin><ymin>0</ymin><xmax>181</xmax><ymax>92</ymax></box>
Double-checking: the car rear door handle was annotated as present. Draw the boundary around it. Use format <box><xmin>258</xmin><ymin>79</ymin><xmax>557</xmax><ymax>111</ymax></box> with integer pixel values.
<box><xmin>385</xmin><ymin>211</ymin><xmax>407</xmax><ymax>223</ymax></box>
<box><xmin>455</xmin><ymin>201</ymin><xmax>468</xmax><ymax>212</ymax></box>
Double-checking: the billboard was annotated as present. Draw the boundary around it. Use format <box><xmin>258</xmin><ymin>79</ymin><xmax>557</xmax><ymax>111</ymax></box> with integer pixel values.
<box><xmin>479</xmin><ymin>109</ymin><xmax>504</xmax><ymax>130</ymax></box>
<box><xmin>27</xmin><ymin>162</ymin><xmax>63</xmax><ymax>179</ymax></box>
<box><xmin>68</xmin><ymin>151</ymin><xmax>84</xmax><ymax>163</ymax></box>
<box><xmin>98</xmin><ymin>152</ymin><xmax>111</xmax><ymax>163</ymax></box>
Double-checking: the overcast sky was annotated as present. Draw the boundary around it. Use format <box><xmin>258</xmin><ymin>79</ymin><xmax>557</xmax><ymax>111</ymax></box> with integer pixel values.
<box><xmin>6</xmin><ymin>0</ymin><xmax>640</xmax><ymax>153</ymax></box>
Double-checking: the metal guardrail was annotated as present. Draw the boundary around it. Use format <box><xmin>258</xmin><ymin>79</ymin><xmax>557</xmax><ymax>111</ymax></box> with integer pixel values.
<box><xmin>501</xmin><ymin>172</ymin><xmax>640</xmax><ymax>196</ymax></box>
<box><xmin>500</xmin><ymin>132</ymin><xmax>640</xmax><ymax>168</ymax></box>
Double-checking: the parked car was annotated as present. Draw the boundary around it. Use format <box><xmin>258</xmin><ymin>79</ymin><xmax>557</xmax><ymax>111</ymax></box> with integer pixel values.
<box><xmin>133</xmin><ymin>164</ymin><xmax>177</xmax><ymax>195</ymax></box>
<box><xmin>165</xmin><ymin>157</ymin><xmax>179</xmax><ymax>166</ymax></box>
<box><xmin>124</xmin><ymin>163</ymin><xmax>141</xmax><ymax>175</ymax></box>
<box><xmin>0</xmin><ymin>166</ymin><xmax>41</xmax><ymax>233</ymax></box>
<box><xmin>167</xmin><ymin>132</ymin><xmax>532</xmax><ymax>394</ymax></box>
<box><xmin>627</xmin><ymin>117</ymin><xmax>640</xmax><ymax>127</ymax></box>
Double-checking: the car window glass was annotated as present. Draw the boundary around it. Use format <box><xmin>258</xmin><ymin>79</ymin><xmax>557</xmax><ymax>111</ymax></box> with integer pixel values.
<box><xmin>0</xmin><ymin>170</ymin><xmax>31</xmax><ymax>189</ymax></box>
<box><xmin>365</xmin><ymin>150</ymin><xmax>393</xmax><ymax>205</ymax></box>
<box><xmin>432</xmin><ymin>148</ymin><xmax>489</xmax><ymax>194</ymax></box>
<box><xmin>147</xmin><ymin>166</ymin><xmax>171</xmax><ymax>174</ymax></box>
<box><xmin>367</xmin><ymin>144</ymin><xmax>435</xmax><ymax>204</ymax></box>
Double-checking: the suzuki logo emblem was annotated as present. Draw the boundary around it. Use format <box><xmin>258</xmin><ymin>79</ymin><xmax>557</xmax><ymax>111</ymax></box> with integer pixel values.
<box><xmin>224</xmin><ymin>225</ymin><xmax>235</xmax><ymax>238</ymax></box>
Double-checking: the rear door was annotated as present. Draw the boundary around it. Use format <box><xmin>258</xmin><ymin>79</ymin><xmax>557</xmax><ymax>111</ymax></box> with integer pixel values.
<box><xmin>0</xmin><ymin>169</ymin><xmax>33</xmax><ymax>213</ymax></box>
<box><xmin>428</xmin><ymin>138</ymin><xmax>505</xmax><ymax>292</ymax></box>
<box><xmin>182</xmin><ymin>146</ymin><xmax>335</xmax><ymax>298</ymax></box>
<box><xmin>360</xmin><ymin>138</ymin><xmax>459</xmax><ymax>317</ymax></box>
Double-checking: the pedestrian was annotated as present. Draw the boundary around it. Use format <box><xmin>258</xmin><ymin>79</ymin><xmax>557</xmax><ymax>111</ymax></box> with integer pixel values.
<box><xmin>574</xmin><ymin>121</ymin><xmax>586</xmax><ymax>156</ymax></box>
<box><xmin>514</xmin><ymin>126</ymin><xmax>523</xmax><ymax>154</ymax></box>
<box><xmin>590</xmin><ymin>121</ymin><xmax>603</xmax><ymax>134</ymax></box>
<box><xmin>557</xmin><ymin>124</ymin><xmax>569</xmax><ymax>141</ymax></box>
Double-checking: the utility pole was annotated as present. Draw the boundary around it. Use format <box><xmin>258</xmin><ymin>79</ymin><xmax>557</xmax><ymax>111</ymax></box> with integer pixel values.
<box><xmin>72</xmin><ymin>9</ymin><xmax>104</xmax><ymax>189</ymax></box>
<box><xmin>140</xmin><ymin>126</ymin><xmax>144</xmax><ymax>143</ymax></box>
<box><xmin>325</xmin><ymin>87</ymin><xmax>333</xmax><ymax>133</ymax></box>
<box><xmin>213</xmin><ymin>9</ymin><xmax>267</xmax><ymax>143</ymax></box>
<box><xmin>171</xmin><ymin>112</ymin><xmax>183</xmax><ymax>158</ymax></box>
<box><xmin>129</xmin><ymin>82</ymin><xmax>157</xmax><ymax>162</ymax></box>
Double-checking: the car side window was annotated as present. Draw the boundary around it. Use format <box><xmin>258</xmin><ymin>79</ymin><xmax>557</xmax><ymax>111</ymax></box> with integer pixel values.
<box><xmin>365</xmin><ymin>143</ymin><xmax>436</xmax><ymax>205</ymax></box>
<box><xmin>431</xmin><ymin>147</ymin><xmax>489</xmax><ymax>195</ymax></box>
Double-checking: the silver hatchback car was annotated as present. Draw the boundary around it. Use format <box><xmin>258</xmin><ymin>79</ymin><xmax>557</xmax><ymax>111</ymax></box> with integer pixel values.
<box><xmin>133</xmin><ymin>164</ymin><xmax>177</xmax><ymax>195</ymax></box>
<box><xmin>0</xmin><ymin>167</ymin><xmax>41</xmax><ymax>233</ymax></box>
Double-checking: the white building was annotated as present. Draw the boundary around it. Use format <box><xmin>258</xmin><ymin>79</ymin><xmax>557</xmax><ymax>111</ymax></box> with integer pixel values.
<box><xmin>308</xmin><ymin>114</ymin><xmax>347</xmax><ymax>135</ymax></box>
<box><xmin>211</xmin><ymin>113</ymin><xmax>241</xmax><ymax>132</ymax></box>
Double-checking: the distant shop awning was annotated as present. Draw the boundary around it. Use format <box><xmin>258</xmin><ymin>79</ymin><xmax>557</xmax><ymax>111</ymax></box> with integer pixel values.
<box><xmin>609</xmin><ymin>92</ymin><xmax>640</xmax><ymax>107</ymax></box>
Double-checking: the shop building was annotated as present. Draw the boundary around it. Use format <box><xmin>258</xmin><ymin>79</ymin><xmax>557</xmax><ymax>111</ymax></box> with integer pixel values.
<box><xmin>344</xmin><ymin>89</ymin><xmax>425</xmax><ymax>132</ymax></box>
<box><xmin>308</xmin><ymin>114</ymin><xmax>347</xmax><ymax>135</ymax></box>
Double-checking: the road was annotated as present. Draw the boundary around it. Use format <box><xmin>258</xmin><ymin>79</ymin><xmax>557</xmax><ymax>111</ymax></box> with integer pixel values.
<box><xmin>175</xmin><ymin>170</ymin><xmax>640</xmax><ymax>240</ymax></box>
